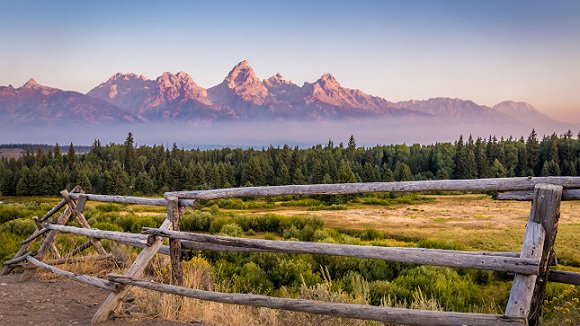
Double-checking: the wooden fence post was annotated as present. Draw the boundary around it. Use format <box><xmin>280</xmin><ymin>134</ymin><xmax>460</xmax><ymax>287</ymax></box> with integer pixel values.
<box><xmin>167</xmin><ymin>196</ymin><xmax>184</xmax><ymax>285</ymax></box>
<box><xmin>91</xmin><ymin>218</ymin><xmax>173</xmax><ymax>324</ymax></box>
<box><xmin>62</xmin><ymin>191</ymin><xmax>107</xmax><ymax>255</ymax></box>
<box><xmin>505</xmin><ymin>183</ymin><xmax>562</xmax><ymax>325</ymax></box>
<box><xmin>19</xmin><ymin>204</ymin><xmax>74</xmax><ymax>281</ymax></box>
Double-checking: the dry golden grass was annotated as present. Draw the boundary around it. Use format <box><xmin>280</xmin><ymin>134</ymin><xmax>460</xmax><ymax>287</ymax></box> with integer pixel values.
<box><xmin>242</xmin><ymin>194</ymin><xmax>580</xmax><ymax>267</ymax></box>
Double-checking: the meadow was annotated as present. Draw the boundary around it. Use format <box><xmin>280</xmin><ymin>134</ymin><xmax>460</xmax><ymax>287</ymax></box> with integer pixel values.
<box><xmin>0</xmin><ymin>192</ymin><xmax>578</xmax><ymax>325</ymax></box>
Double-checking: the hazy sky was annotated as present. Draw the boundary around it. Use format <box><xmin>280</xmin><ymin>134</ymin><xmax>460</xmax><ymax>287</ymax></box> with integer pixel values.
<box><xmin>1</xmin><ymin>0</ymin><xmax>579</xmax><ymax>122</ymax></box>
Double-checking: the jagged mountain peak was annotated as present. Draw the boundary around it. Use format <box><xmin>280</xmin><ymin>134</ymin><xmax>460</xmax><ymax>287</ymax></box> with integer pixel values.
<box><xmin>224</xmin><ymin>60</ymin><xmax>263</xmax><ymax>88</ymax></box>
<box><xmin>156</xmin><ymin>71</ymin><xmax>197</xmax><ymax>86</ymax></box>
<box><xmin>21</xmin><ymin>78</ymin><xmax>39</xmax><ymax>89</ymax></box>
<box><xmin>209</xmin><ymin>60</ymin><xmax>268</xmax><ymax>106</ymax></box>
<box><xmin>18</xmin><ymin>78</ymin><xmax>57</xmax><ymax>94</ymax></box>
<box><xmin>315</xmin><ymin>73</ymin><xmax>341</xmax><ymax>89</ymax></box>
<box><xmin>264</xmin><ymin>73</ymin><xmax>294</xmax><ymax>87</ymax></box>
<box><xmin>107</xmin><ymin>73</ymin><xmax>148</xmax><ymax>83</ymax></box>
<box><xmin>154</xmin><ymin>71</ymin><xmax>208</xmax><ymax>105</ymax></box>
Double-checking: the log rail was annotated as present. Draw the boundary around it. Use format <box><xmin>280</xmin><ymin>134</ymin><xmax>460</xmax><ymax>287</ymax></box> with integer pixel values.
<box><xmin>2</xmin><ymin>177</ymin><xmax>580</xmax><ymax>326</ymax></box>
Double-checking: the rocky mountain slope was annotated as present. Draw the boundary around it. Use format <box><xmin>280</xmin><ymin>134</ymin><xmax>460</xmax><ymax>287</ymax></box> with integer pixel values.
<box><xmin>0</xmin><ymin>79</ymin><xmax>136</xmax><ymax>125</ymax></box>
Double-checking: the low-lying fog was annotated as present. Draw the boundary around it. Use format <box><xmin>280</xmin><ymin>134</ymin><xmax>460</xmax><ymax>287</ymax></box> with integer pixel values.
<box><xmin>1</xmin><ymin>117</ymin><xmax>576</xmax><ymax>148</ymax></box>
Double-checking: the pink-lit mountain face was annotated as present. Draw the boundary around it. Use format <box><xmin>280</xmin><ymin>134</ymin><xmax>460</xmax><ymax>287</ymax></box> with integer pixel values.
<box><xmin>0</xmin><ymin>79</ymin><xmax>137</xmax><ymax>125</ymax></box>
<box><xmin>0</xmin><ymin>60</ymin><xmax>567</xmax><ymax>130</ymax></box>
<box><xmin>87</xmin><ymin>71</ymin><xmax>218</xmax><ymax>121</ymax></box>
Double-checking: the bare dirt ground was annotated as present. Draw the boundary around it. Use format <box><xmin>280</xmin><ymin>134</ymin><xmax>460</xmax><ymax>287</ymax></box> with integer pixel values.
<box><xmin>0</xmin><ymin>274</ymin><xmax>196</xmax><ymax>326</ymax></box>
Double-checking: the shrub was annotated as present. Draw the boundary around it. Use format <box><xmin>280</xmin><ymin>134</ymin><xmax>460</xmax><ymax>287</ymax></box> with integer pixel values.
<box><xmin>0</xmin><ymin>205</ymin><xmax>29</xmax><ymax>223</ymax></box>
<box><xmin>115</xmin><ymin>214</ymin><xmax>136</xmax><ymax>232</ymax></box>
<box><xmin>130</xmin><ymin>216</ymin><xmax>158</xmax><ymax>233</ymax></box>
<box><xmin>181</xmin><ymin>210</ymin><xmax>214</xmax><ymax>231</ymax></box>
<box><xmin>219</xmin><ymin>223</ymin><xmax>243</xmax><ymax>237</ymax></box>
<box><xmin>95</xmin><ymin>203</ymin><xmax>121</xmax><ymax>212</ymax></box>
<box><xmin>0</xmin><ymin>218</ymin><xmax>36</xmax><ymax>236</ymax></box>
<box><xmin>416</xmin><ymin>238</ymin><xmax>464</xmax><ymax>251</ymax></box>
<box><xmin>267</xmin><ymin>257</ymin><xmax>321</xmax><ymax>288</ymax></box>
<box><xmin>360</xmin><ymin>227</ymin><xmax>384</xmax><ymax>241</ymax></box>
<box><xmin>392</xmin><ymin>266</ymin><xmax>480</xmax><ymax>312</ymax></box>
<box><xmin>232</xmin><ymin>262</ymin><xmax>274</xmax><ymax>294</ymax></box>
<box><xmin>0</xmin><ymin>232</ymin><xmax>21</xmax><ymax>263</ymax></box>
<box><xmin>92</xmin><ymin>222</ymin><xmax>124</xmax><ymax>232</ymax></box>
<box><xmin>368</xmin><ymin>280</ymin><xmax>411</xmax><ymax>306</ymax></box>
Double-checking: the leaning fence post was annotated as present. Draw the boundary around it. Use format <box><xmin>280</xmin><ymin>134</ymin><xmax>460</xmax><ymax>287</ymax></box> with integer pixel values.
<box><xmin>505</xmin><ymin>183</ymin><xmax>562</xmax><ymax>325</ymax></box>
<box><xmin>91</xmin><ymin>217</ymin><xmax>173</xmax><ymax>324</ymax></box>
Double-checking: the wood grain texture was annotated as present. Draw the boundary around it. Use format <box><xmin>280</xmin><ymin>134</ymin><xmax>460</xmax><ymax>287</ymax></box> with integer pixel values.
<box><xmin>45</xmin><ymin>224</ymin><xmax>149</xmax><ymax>243</ymax></box>
<box><xmin>528</xmin><ymin>184</ymin><xmax>563</xmax><ymax>325</ymax></box>
<box><xmin>108</xmin><ymin>275</ymin><xmax>526</xmax><ymax>326</ymax></box>
<box><xmin>68</xmin><ymin>193</ymin><xmax>196</xmax><ymax>207</ymax></box>
<box><xmin>27</xmin><ymin>254</ymin><xmax>113</xmax><ymax>268</ymax></box>
<box><xmin>91</xmin><ymin>218</ymin><xmax>173</xmax><ymax>324</ymax></box>
<box><xmin>166</xmin><ymin>196</ymin><xmax>183</xmax><ymax>285</ymax></box>
<box><xmin>505</xmin><ymin>184</ymin><xmax>562</xmax><ymax>323</ymax></box>
<box><xmin>166</xmin><ymin>177</ymin><xmax>580</xmax><ymax>200</ymax></box>
<box><xmin>64</xmin><ymin>191</ymin><xmax>107</xmax><ymax>255</ymax></box>
<box><xmin>498</xmin><ymin>188</ymin><xmax>580</xmax><ymax>201</ymax></box>
<box><xmin>26</xmin><ymin>256</ymin><xmax>118</xmax><ymax>292</ymax></box>
<box><xmin>548</xmin><ymin>270</ymin><xmax>580</xmax><ymax>286</ymax></box>
<box><xmin>142</xmin><ymin>228</ymin><xmax>538</xmax><ymax>275</ymax></box>
<box><xmin>20</xmin><ymin>206</ymin><xmax>73</xmax><ymax>281</ymax></box>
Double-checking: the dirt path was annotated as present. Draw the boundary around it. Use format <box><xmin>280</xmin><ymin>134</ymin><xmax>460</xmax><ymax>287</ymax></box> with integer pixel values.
<box><xmin>0</xmin><ymin>274</ymin><xmax>195</xmax><ymax>326</ymax></box>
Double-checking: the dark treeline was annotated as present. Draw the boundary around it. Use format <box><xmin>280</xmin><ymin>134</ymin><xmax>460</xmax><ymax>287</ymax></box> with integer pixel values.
<box><xmin>1</xmin><ymin>130</ymin><xmax>579</xmax><ymax>196</ymax></box>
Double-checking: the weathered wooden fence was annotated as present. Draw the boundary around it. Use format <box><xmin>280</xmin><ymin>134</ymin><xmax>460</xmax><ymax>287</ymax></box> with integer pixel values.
<box><xmin>3</xmin><ymin>177</ymin><xmax>580</xmax><ymax>326</ymax></box>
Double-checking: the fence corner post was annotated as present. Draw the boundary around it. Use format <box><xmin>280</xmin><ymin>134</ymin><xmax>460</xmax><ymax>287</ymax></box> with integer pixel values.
<box><xmin>505</xmin><ymin>183</ymin><xmax>563</xmax><ymax>325</ymax></box>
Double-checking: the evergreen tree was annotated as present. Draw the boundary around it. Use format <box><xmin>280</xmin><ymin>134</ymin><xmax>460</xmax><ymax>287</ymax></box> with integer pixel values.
<box><xmin>382</xmin><ymin>167</ymin><xmax>395</xmax><ymax>182</ymax></box>
<box><xmin>489</xmin><ymin>159</ymin><xmax>507</xmax><ymax>178</ymax></box>
<box><xmin>53</xmin><ymin>143</ymin><xmax>63</xmax><ymax>170</ymax></box>
<box><xmin>105</xmin><ymin>161</ymin><xmax>129</xmax><ymax>195</ymax></box>
<box><xmin>465</xmin><ymin>136</ymin><xmax>477</xmax><ymax>178</ymax></box>
<box><xmin>394</xmin><ymin>162</ymin><xmax>412</xmax><ymax>181</ymax></box>
<box><xmin>66</xmin><ymin>143</ymin><xmax>76</xmax><ymax>169</ymax></box>
<box><xmin>191</xmin><ymin>162</ymin><xmax>207</xmax><ymax>189</ymax></box>
<box><xmin>526</xmin><ymin>130</ymin><xmax>540</xmax><ymax>176</ymax></box>
<box><xmin>541</xmin><ymin>160</ymin><xmax>561</xmax><ymax>176</ymax></box>
<box><xmin>16</xmin><ymin>166</ymin><xmax>32</xmax><ymax>196</ymax></box>
<box><xmin>310</xmin><ymin>157</ymin><xmax>324</xmax><ymax>184</ymax></box>
<box><xmin>135</xmin><ymin>171</ymin><xmax>155</xmax><ymax>194</ymax></box>
<box><xmin>242</xmin><ymin>156</ymin><xmax>265</xmax><ymax>186</ymax></box>
<box><xmin>277</xmin><ymin>163</ymin><xmax>290</xmax><ymax>185</ymax></box>
<box><xmin>123</xmin><ymin>132</ymin><xmax>138</xmax><ymax>177</ymax></box>
<box><xmin>337</xmin><ymin>160</ymin><xmax>357</xmax><ymax>183</ymax></box>
<box><xmin>474</xmin><ymin>138</ymin><xmax>489</xmax><ymax>178</ymax></box>
<box><xmin>454</xmin><ymin>136</ymin><xmax>467</xmax><ymax>179</ymax></box>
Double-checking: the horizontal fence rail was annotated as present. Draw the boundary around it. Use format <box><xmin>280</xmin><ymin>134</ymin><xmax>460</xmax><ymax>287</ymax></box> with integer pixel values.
<box><xmin>68</xmin><ymin>193</ymin><xmax>197</xmax><ymax>207</ymax></box>
<box><xmin>142</xmin><ymin>228</ymin><xmax>539</xmax><ymax>275</ymax></box>
<box><xmin>108</xmin><ymin>274</ymin><xmax>527</xmax><ymax>326</ymax></box>
<box><xmin>497</xmin><ymin>188</ymin><xmax>580</xmax><ymax>201</ymax></box>
<box><xmin>166</xmin><ymin>177</ymin><xmax>580</xmax><ymax>200</ymax></box>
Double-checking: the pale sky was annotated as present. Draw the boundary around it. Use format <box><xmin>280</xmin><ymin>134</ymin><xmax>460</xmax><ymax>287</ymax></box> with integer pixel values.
<box><xmin>1</xmin><ymin>0</ymin><xmax>579</xmax><ymax>122</ymax></box>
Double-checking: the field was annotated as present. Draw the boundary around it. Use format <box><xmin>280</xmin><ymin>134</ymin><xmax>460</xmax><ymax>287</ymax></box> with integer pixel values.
<box><xmin>0</xmin><ymin>193</ymin><xmax>579</xmax><ymax>325</ymax></box>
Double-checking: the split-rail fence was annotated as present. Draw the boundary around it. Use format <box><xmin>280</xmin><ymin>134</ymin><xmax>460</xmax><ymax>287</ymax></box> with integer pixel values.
<box><xmin>3</xmin><ymin>177</ymin><xmax>580</xmax><ymax>325</ymax></box>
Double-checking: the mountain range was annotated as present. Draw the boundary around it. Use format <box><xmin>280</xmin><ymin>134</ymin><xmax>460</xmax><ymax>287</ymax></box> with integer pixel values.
<box><xmin>0</xmin><ymin>60</ymin><xmax>572</xmax><ymax>133</ymax></box>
